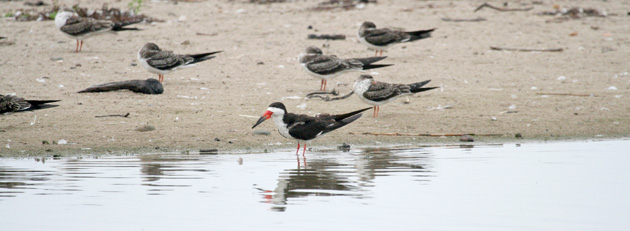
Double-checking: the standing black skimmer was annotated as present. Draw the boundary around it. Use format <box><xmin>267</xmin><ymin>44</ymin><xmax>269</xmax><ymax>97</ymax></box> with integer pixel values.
<box><xmin>54</xmin><ymin>11</ymin><xmax>141</xmax><ymax>52</ymax></box>
<box><xmin>1</xmin><ymin>94</ymin><xmax>60</xmax><ymax>114</ymax></box>
<box><xmin>353</xmin><ymin>75</ymin><xmax>437</xmax><ymax>117</ymax></box>
<box><xmin>298</xmin><ymin>46</ymin><xmax>392</xmax><ymax>91</ymax></box>
<box><xmin>358</xmin><ymin>21</ymin><xmax>436</xmax><ymax>56</ymax></box>
<box><xmin>252</xmin><ymin>102</ymin><xmax>370</xmax><ymax>160</ymax></box>
<box><xmin>138</xmin><ymin>43</ymin><xmax>222</xmax><ymax>83</ymax></box>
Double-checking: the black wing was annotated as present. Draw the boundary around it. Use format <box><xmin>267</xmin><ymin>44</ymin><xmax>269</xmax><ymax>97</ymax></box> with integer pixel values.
<box><xmin>286</xmin><ymin>114</ymin><xmax>329</xmax><ymax>140</ymax></box>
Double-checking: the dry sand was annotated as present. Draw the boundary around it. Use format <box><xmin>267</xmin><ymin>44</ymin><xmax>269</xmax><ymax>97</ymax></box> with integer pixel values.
<box><xmin>1</xmin><ymin>0</ymin><xmax>629</xmax><ymax>156</ymax></box>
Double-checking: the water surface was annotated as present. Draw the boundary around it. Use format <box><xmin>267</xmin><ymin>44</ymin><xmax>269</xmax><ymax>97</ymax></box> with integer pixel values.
<box><xmin>1</xmin><ymin>140</ymin><xmax>629</xmax><ymax>231</ymax></box>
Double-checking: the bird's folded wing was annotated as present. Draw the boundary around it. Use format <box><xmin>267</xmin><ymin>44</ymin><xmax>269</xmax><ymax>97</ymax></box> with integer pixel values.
<box><xmin>363</xmin><ymin>82</ymin><xmax>410</xmax><ymax>101</ymax></box>
<box><xmin>364</xmin><ymin>28</ymin><xmax>408</xmax><ymax>46</ymax></box>
<box><xmin>61</xmin><ymin>17</ymin><xmax>111</xmax><ymax>36</ymax></box>
<box><xmin>287</xmin><ymin>117</ymin><xmax>328</xmax><ymax>140</ymax></box>
<box><xmin>147</xmin><ymin>51</ymin><xmax>192</xmax><ymax>70</ymax></box>
<box><xmin>306</xmin><ymin>55</ymin><xmax>351</xmax><ymax>75</ymax></box>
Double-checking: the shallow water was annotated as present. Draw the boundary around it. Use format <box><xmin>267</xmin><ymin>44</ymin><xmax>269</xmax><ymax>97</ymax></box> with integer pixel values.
<box><xmin>1</xmin><ymin>140</ymin><xmax>629</xmax><ymax>231</ymax></box>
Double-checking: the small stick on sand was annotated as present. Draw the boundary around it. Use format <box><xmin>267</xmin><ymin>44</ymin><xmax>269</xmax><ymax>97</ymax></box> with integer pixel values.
<box><xmin>490</xmin><ymin>46</ymin><xmax>563</xmax><ymax>52</ymax></box>
<box><xmin>536</xmin><ymin>93</ymin><xmax>599</xmax><ymax>97</ymax></box>
<box><xmin>95</xmin><ymin>113</ymin><xmax>130</xmax><ymax>118</ymax></box>
<box><xmin>441</xmin><ymin>17</ymin><xmax>486</xmax><ymax>22</ymax></box>
<box><xmin>306</xmin><ymin>90</ymin><xmax>354</xmax><ymax>102</ymax></box>
<box><xmin>474</xmin><ymin>3</ymin><xmax>533</xmax><ymax>12</ymax></box>
<box><xmin>307</xmin><ymin>34</ymin><xmax>346</xmax><ymax>40</ymax></box>
<box><xmin>349</xmin><ymin>132</ymin><xmax>503</xmax><ymax>137</ymax></box>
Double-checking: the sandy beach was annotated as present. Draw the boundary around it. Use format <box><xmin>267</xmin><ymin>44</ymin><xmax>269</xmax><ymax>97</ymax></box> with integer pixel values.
<box><xmin>1</xmin><ymin>0</ymin><xmax>629</xmax><ymax>156</ymax></box>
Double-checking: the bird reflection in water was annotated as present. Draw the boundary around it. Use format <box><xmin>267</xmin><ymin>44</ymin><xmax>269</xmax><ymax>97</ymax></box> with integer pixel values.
<box><xmin>259</xmin><ymin>147</ymin><xmax>433</xmax><ymax>211</ymax></box>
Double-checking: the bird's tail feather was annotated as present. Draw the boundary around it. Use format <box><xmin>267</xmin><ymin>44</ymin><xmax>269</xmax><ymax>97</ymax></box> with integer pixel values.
<box><xmin>189</xmin><ymin>51</ymin><xmax>223</xmax><ymax>64</ymax></box>
<box><xmin>112</xmin><ymin>20</ymin><xmax>142</xmax><ymax>31</ymax></box>
<box><xmin>407</xmin><ymin>80</ymin><xmax>438</xmax><ymax>93</ymax></box>
<box><xmin>407</xmin><ymin>28</ymin><xmax>436</xmax><ymax>42</ymax></box>
<box><xmin>352</xmin><ymin>56</ymin><xmax>387</xmax><ymax>65</ymax></box>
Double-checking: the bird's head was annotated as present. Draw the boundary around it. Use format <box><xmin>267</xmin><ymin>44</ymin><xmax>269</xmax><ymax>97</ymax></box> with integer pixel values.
<box><xmin>54</xmin><ymin>11</ymin><xmax>75</xmax><ymax>29</ymax></box>
<box><xmin>139</xmin><ymin>43</ymin><xmax>160</xmax><ymax>58</ymax></box>
<box><xmin>358</xmin><ymin>21</ymin><xmax>376</xmax><ymax>36</ymax></box>
<box><xmin>252</xmin><ymin>102</ymin><xmax>287</xmax><ymax>129</ymax></box>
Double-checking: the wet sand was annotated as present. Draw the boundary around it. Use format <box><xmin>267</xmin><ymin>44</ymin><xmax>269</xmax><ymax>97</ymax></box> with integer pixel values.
<box><xmin>1</xmin><ymin>0</ymin><xmax>629</xmax><ymax>155</ymax></box>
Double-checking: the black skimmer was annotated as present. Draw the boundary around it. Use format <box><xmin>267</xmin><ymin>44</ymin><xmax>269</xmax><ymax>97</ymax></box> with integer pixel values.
<box><xmin>252</xmin><ymin>102</ymin><xmax>370</xmax><ymax>160</ymax></box>
<box><xmin>353</xmin><ymin>75</ymin><xmax>437</xmax><ymax>117</ymax></box>
<box><xmin>298</xmin><ymin>46</ymin><xmax>392</xmax><ymax>91</ymax></box>
<box><xmin>358</xmin><ymin>21</ymin><xmax>436</xmax><ymax>56</ymax></box>
<box><xmin>137</xmin><ymin>43</ymin><xmax>222</xmax><ymax>83</ymax></box>
<box><xmin>1</xmin><ymin>94</ymin><xmax>60</xmax><ymax>114</ymax></box>
<box><xmin>54</xmin><ymin>11</ymin><xmax>141</xmax><ymax>52</ymax></box>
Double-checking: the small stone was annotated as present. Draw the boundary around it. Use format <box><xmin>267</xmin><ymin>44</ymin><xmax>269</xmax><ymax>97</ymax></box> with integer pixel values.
<box><xmin>42</xmin><ymin>140</ymin><xmax>49</xmax><ymax>145</ymax></box>
<box><xmin>515</xmin><ymin>133</ymin><xmax>523</xmax><ymax>139</ymax></box>
<box><xmin>257</xmin><ymin>61</ymin><xmax>264</xmax><ymax>65</ymax></box>
<box><xmin>460</xmin><ymin>135</ymin><xmax>474</xmax><ymax>142</ymax></box>
<box><xmin>337</xmin><ymin>143</ymin><xmax>351</xmax><ymax>152</ymax></box>
<box><xmin>228</xmin><ymin>141</ymin><xmax>233</xmax><ymax>144</ymax></box>
<box><xmin>307</xmin><ymin>25</ymin><xmax>313</xmax><ymax>30</ymax></box>
<box><xmin>253</xmin><ymin>130</ymin><xmax>271</xmax><ymax>135</ymax></box>
<box><xmin>200</xmin><ymin>149</ymin><xmax>218</xmax><ymax>155</ymax></box>
<box><xmin>181</xmin><ymin>40</ymin><xmax>190</xmax><ymax>45</ymax></box>
<box><xmin>136</xmin><ymin>125</ymin><xmax>155</xmax><ymax>132</ymax></box>
<box><xmin>130</xmin><ymin>63</ymin><xmax>137</xmax><ymax>66</ymax></box>
<box><xmin>214</xmin><ymin>137</ymin><xmax>221</xmax><ymax>141</ymax></box>
<box><xmin>50</xmin><ymin>57</ymin><xmax>63</xmax><ymax>61</ymax></box>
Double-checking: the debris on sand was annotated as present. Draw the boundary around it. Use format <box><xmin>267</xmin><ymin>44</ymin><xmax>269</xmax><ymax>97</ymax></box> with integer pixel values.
<box><xmin>460</xmin><ymin>135</ymin><xmax>474</xmax><ymax>142</ymax></box>
<box><xmin>136</xmin><ymin>125</ymin><xmax>155</xmax><ymax>132</ymax></box>
<box><xmin>78</xmin><ymin>79</ymin><xmax>164</xmax><ymax>95</ymax></box>
<box><xmin>310</xmin><ymin>0</ymin><xmax>378</xmax><ymax>11</ymax></box>
<box><xmin>4</xmin><ymin>3</ymin><xmax>161</xmax><ymax>23</ymax></box>
<box><xmin>307</xmin><ymin>34</ymin><xmax>346</xmax><ymax>40</ymax></box>
<box><xmin>337</xmin><ymin>143</ymin><xmax>351</xmax><ymax>152</ymax></box>
<box><xmin>540</xmin><ymin>6</ymin><xmax>607</xmax><ymax>23</ymax></box>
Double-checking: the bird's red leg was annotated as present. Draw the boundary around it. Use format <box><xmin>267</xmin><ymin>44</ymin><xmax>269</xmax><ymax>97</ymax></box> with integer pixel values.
<box><xmin>295</xmin><ymin>142</ymin><xmax>301</xmax><ymax>167</ymax></box>
<box><xmin>302</xmin><ymin>144</ymin><xmax>307</xmax><ymax>167</ymax></box>
<box><xmin>374</xmin><ymin>50</ymin><xmax>377</xmax><ymax>56</ymax></box>
<box><xmin>376</xmin><ymin>106</ymin><xmax>380</xmax><ymax>117</ymax></box>
<box><xmin>323</xmin><ymin>80</ymin><xmax>327</xmax><ymax>91</ymax></box>
<box><xmin>75</xmin><ymin>40</ymin><xmax>79</xmax><ymax>52</ymax></box>
<box><xmin>373</xmin><ymin>106</ymin><xmax>376</xmax><ymax>117</ymax></box>
<box><xmin>379</xmin><ymin>50</ymin><xmax>383</xmax><ymax>56</ymax></box>
<box><xmin>79</xmin><ymin>40</ymin><xmax>83</xmax><ymax>52</ymax></box>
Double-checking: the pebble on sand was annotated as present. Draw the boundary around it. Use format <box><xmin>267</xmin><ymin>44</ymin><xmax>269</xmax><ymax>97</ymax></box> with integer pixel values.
<box><xmin>460</xmin><ymin>135</ymin><xmax>474</xmax><ymax>142</ymax></box>
<box><xmin>136</xmin><ymin>125</ymin><xmax>155</xmax><ymax>132</ymax></box>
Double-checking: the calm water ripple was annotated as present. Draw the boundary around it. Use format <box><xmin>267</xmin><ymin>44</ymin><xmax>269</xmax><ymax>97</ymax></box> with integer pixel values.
<box><xmin>1</xmin><ymin>140</ymin><xmax>629</xmax><ymax>231</ymax></box>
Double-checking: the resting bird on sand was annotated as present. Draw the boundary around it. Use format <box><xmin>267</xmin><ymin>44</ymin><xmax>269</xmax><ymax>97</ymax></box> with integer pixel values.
<box><xmin>298</xmin><ymin>46</ymin><xmax>392</xmax><ymax>91</ymax></box>
<box><xmin>1</xmin><ymin>94</ymin><xmax>60</xmax><ymax>114</ymax></box>
<box><xmin>358</xmin><ymin>21</ymin><xmax>435</xmax><ymax>56</ymax></box>
<box><xmin>137</xmin><ymin>43</ymin><xmax>222</xmax><ymax>83</ymax></box>
<box><xmin>252</xmin><ymin>102</ymin><xmax>370</xmax><ymax>162</ymax></box>
<box><xmin>55</xmin><ymin>11</ymin><xmax>141</xmax><ymax>52</ymax></box>
<box><xmin>353</xmin><ymin>75</ymin><xmax>437</xmax><ymax>117</ymax></box>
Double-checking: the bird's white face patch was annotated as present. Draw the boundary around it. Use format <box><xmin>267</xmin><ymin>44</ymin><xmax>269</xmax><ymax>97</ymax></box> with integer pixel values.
<box><xmin>353</xmin><ymin>78</ymin><xmax>372</xmax><ymax>94</ymax></box>
<box><xmin>54</xmin><ymin>12</ymin><xmax>74</xmax><ymax>29</ymax></box>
